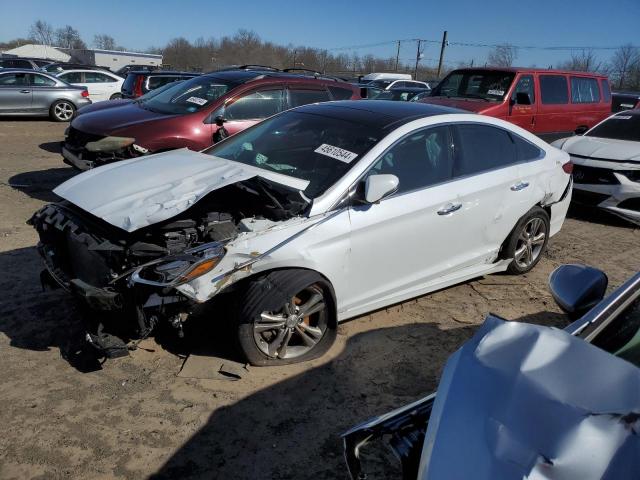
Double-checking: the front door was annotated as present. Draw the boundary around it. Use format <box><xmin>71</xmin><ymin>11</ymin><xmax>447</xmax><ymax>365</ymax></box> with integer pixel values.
<box><xmin>508</xmin><ymin>74</ymin><xmax>537</xmax><ymax>132</ymax></box>
<box><xmin>0</xmin><ymin>72</ymin><xmax>32</xmax><ymax>112</ymax></box>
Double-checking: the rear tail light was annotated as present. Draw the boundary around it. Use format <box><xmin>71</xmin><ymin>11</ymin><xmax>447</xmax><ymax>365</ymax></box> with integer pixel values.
<box><xmin>81</xmin><ymin>90</ymin><xmax>89</xmax><ymax>98</ymax></box>
<box><xmin>133</xmin><ymin>76</ymin><xmax>144</xmax><ymax>97</ymax></box>
<box><xmin>562</xmin><ymin>160</ymin><xmax>573</xmax><ymax>174</ymax></box>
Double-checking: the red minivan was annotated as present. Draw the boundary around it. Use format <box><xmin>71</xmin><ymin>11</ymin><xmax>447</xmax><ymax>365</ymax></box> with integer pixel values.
<box><xmin>418</xmin><ymin>68</ymin><xmax>612</xmax><ymax>142</ymax></box>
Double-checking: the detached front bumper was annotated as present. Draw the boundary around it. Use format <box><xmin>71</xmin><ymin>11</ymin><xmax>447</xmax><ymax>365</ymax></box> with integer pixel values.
<box><xmin>573</xmin><ymin>176</ymin><xmax>640</xmax><ymax>225</ymax></box>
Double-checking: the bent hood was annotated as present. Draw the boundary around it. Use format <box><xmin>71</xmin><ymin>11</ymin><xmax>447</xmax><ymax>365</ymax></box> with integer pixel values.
<box><xmin>559</xmin><ymin>135</ymin><xmax>640</xmax><ymax>162</ymax></box>
<box><xmin>54</xmin><ymin>149</ymin><xmax>309</xmax><ymax>232</ymax></box>
<box><xmin>71</xmin><ymin>101</ymin><xmax>176</xmax><ymax>135</ymax></box>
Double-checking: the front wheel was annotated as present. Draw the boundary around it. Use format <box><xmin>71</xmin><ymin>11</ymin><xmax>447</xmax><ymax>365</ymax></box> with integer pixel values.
<box><xmin>505</xmin><ymin>206</ymin><xmax>550</xmax><ymax>274</ymax></box>
<box><xmin>235</xmin><ymin>269</ymin><xmax>337</xmax><ymax>366</ymax></box>
<box><xmin>49</xmin><ymin>100</ymin><xmax>76</xmax><ymax>122</ymax></box>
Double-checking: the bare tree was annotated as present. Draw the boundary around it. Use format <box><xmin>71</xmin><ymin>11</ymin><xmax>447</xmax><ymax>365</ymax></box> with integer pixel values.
<box><xmin>94</xmin><ymin>34</ymin><xmax>116</xmax><ymax>50</ymax></box>
<box><xmin>55</xmin><ymin>25</ymin><xmax>86</xmax><ymax>49</ymax></box>
<box><xmin>610</xmin><ymin>44</ymin><xmax>640</xmax><ymax>88</ymax></box>
<box><xmin>487</xmin><ymin>44</ymin><xmax>517</xmax><ymax>67</ymax></box>
<box><xmin>559</xmin><ymin>49</ymin><xmax>603</xmax><ymax>72</ymax></box>
<box><xmin>28</xmin><ymin>20</ymin><xmax>54</xmax><ymax>45</ymax></box>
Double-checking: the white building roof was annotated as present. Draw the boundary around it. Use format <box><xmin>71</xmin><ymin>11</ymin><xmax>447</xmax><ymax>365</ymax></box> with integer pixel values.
<box><xmin>2</xmin><ymin>44</ymin><xmax>71</xmax><ymax>62</ymax></box>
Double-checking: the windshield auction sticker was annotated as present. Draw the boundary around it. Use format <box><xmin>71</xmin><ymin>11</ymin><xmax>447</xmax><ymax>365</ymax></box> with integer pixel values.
<box><xmin>314</xmin><ymin>144</ymin><xmax>358</xmax><ymax>163</ymax></box>
<box><xmin>487</xmin><ymin>89</ymin><xmax>505</xmax><ymax>96</ymax></box>
<box><xmin>186</xmin><ymin>96</ymin><xmax>207</xmax><ymax>105</ymax></box>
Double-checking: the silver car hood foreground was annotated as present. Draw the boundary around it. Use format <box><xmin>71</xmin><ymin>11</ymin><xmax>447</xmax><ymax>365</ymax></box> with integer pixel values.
<box><xmin>54</xmin><ymin>149</ymin><xmax>309</xmax><ymax>232</ymax></box>
<box><xmin>418</xmin><ymin>317</ymin><xmax>640</xmax><ymax>479</ymax></box>
<box><xmin>559</xmin><ymin>135</ymin><xmax>640</xmax><ymax>162</ymax></box>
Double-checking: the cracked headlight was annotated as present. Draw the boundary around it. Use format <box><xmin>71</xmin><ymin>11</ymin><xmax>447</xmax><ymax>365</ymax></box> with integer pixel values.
<box><xmin>135</xmin><ymin>243</ymin><xmax>225</xmax><ymax>286</ymax></box>
<box><xmin>85</xmin><ymin>136</ymin><xmax>136</xmax><ymax>152</ymax></box>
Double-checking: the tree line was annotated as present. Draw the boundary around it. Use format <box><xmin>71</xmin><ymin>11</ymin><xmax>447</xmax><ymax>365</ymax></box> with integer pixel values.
<box><xmin>1</xmin><ymin>20</ymin><xmax>638</xmax><ymax>89</ymax></box>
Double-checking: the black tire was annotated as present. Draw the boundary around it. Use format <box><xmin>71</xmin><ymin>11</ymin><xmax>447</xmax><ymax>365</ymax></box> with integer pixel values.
<box><xmin>235</xmin><ymin>269</ymin><xmax>337</xmax><ymax>366</ymax></box>
<box><xmin>505</xmin><ymin>206</ymin><xmax>550</xmax><ymax>274</ymax></box>
<box><xmin>49</xmin><ymin>100</ymin><xmax>76</xmax><ymax>122</ymax></box>
<box><xmin>109</xmin><ymin>93</ymin><xmax>122</xmax><ymax>100</ymax></box>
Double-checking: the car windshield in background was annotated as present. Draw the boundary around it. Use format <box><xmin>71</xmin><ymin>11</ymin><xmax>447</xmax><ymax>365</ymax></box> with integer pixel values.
<box><xmin>586</xmin><ymin>113</ymin><xmax>640</xmax><ymax>142</ymax></box>
<box><xmin>431</xmin><ymin>70</ymin><xmax>515</xmax><ymax>101</ymax></box>
<box><xmin>204</xmin><ymin>111</ymin><xmax>383</xmax><ymax>198</ymax></box>
<box><xmin>369</xmin><ymin>80</ymin><xmax>392</xmax><ymax>88</ymax></box>
<box><xmin>139</xmin><ymin>76</ymin><xmax>239</xmax><ymax>114</ymax></box>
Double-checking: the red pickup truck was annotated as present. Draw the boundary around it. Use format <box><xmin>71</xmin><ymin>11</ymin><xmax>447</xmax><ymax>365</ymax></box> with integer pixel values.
<box><xmin>418</xmin><ymin>67</ymin><xmax>611</xmax><ymax>142</ymax></box>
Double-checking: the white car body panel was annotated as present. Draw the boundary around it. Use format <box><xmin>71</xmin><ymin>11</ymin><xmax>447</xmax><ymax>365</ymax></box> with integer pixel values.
<box><xmin>54</xmin><ymin>112</ymin><xmax>571</xmax><ymax>321</ymax></box>
<box><xmin>53</xmin><ymin>148</ymin><xmax>309</xmax><ymax>232</ymax></box>
<box><xmin>553</xmin><ymin>127</ymin><xmax>640</xmax><ymax>225</ymax></box>
<box><xmin>386</xmin><ymin>80</ymin><xmax>430</xmax><ymax>90</ymax></box>
<box><xmin>56</xmin><ymin>69</ymin><xmax>124</xmax><ymax>102</ymax></box>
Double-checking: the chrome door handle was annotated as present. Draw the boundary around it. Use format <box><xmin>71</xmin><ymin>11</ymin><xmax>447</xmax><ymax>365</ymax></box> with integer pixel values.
<box><xmin>510</xmin><ymin>181</ymin><xmax>530</xmax><ymax>191</ymax></box>
<box><xmin>19</xmin><ymin>89</ymin><xmax>31</xmax><ymax>93</ymax></box>
<box><xmin>437</xmin><ymin>202</ymin><xmax>462</xmax><ymax>215</ymax></box>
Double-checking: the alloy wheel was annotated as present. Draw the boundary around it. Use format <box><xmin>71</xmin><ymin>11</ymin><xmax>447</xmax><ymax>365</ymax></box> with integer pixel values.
<box><xmin>253</xmin><ymin>284</ymin><xmax>327</xmax><ymax>359</ymax></box>
<box><xmin>514</xmin><ymin>217</ymin><xmax>546</xmax><ymax>269</ymax></box>
<box><xmin>54</xmin><ymin>102</ymin><xmax>74</xmax><ymax>121</ymax></box>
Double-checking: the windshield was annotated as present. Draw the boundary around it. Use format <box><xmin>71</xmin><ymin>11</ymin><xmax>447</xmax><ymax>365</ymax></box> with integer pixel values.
<box><xmin>139</xmin><ymin>76</ymin><xmax>239</xmax><ymax>114</ymax></box>
<box><xmin>431</xmin><ymin>69</ymin><xmax>515</xmax><ymax>101</ymax></box>
<box><xmin>586</xmin><ymin>114</ymin><xmax>640</xmax><ymax>142</ymax></box>
<box><xmin>204</xmin><ymin>111</ymin><xmax>383</xmax><ymax>198</ymax></box>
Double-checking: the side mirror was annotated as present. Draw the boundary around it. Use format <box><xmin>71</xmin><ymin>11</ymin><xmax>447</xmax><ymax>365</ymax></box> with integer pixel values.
<box><xmin>549</xmin><ymin>264</ymin><xmax>608</xmax><ymax>317</ymax></box>
<box><xmin>364</xmin><ymin>174</ymin><xmax>399</xmax><ymax>204</ymax></box>
<box><xmin>515</xmin><ymin>92</ymin><xmax>532</xmax><ymax>105</ymax></box>
<box><xmin>574</xmin><ymin>126</ymin><xmax>588</xmax><ymax>135</ymax></box>
<box><xmin>214</xmin><ymin>115</ymin><xmax>226</xmax><ymax>127</ymax></box>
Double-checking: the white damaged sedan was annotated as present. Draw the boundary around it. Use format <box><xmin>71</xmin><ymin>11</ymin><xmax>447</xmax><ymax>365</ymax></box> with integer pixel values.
<box><xmin>553</xmin><ymin>110</ymin><xmax>640</xmax><ymax>224</ymax></box>
<box><xmin>31</xmin><ymin>101</ymin><xmax>573</xmax><ymax>365</ymax></box>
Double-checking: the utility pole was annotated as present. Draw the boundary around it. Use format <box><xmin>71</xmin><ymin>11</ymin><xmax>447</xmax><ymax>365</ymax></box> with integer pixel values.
<box><xmin>321</xmin><ymin>50</ymin><xmax>327</xmax><ymax>74</ymax></box>
<box><xmin>395</xmin><ymin>40</ymin><xmax>401</xmax><ymax>71</ymax></box>
<box><xmin>414</xmin><ymin>39</ymin><xmax>422</xmax><ymax>79</ymax></box>
<box><xmin>292</xmin><ymin>49</ymin><xmax>297</xmax><ymax>68</ymax></box>
<box><xmin>436</xmin><ymin>30</ymin><xmax>448</xmax><ymax>78</ymax></box>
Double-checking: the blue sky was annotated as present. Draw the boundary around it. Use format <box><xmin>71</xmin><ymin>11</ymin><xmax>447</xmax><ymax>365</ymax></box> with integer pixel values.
<box><xmin>1</xmin><ymin>0</ymin><xmax>639</xmax><ymax>69</ymax></box>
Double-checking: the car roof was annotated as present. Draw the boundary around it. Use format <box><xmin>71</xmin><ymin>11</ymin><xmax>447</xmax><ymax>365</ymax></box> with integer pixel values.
<box><xmin>0</xmin><ymin>68</ymin><xmax>54</xmax><ymax>75</ymax></box>
<box><xmin>449</xmin><ymin>67</ymin><xmax>609</xmax><ymax>78</ymax></box>
<box><xmin>128</xmin><ymin>70</ymin><xmax>199</xmax><ymax>76</ymax></box>
<box><xmin>58</xmin><ymin>69</ymin><xmax>116</xmax><ymax>74</ymax></box>
<box><xmin>202</xmin><ymin>68</ymin><xmax>352</xmax><ymax>85</ymax></box>
<box><xmin>292</xmin><ymin>100</ymin><xmax>465</xmax><ymax>130</ymax></box>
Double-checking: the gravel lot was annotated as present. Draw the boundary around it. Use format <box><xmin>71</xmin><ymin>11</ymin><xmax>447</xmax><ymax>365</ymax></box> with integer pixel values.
<box><xmin>1</xmin><ymin>119</ymin><xmax>639</xmax><ymax>479</ymax></box>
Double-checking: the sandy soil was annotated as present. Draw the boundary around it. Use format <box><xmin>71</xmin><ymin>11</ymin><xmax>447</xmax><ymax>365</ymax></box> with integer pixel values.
<box><xmin>1</xmin><ymin>119</ymin><xmax>639</xmax><ymax>479</ymax></box>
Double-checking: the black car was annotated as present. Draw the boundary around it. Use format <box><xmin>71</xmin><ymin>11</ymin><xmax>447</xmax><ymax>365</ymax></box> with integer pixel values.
<box><xmin>344</xmin><ymin>264</ymin><xmax>640</xmax><ymax>479</ymax></box>
<box><xmin>120</xmin><ymin>70</ymin><xmax>201</xmax><ymax>99</ymax></box>
<box><xmin>612</xmin><ymin>91</ymin><xmax>640</xmax><ymax>112</ymax></box>
<box><xmin>0</xmin><ymin>57</ymin><xmax>54</xmax><ymax>70</ymax></box>
<box><xmin>114</xmin><ymin>64</ymin><xmax>159</xmax><ymax>78</ymax></box>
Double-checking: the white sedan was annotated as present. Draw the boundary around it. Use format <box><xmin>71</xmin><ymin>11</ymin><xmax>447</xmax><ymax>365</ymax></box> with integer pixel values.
<box><xmin>30</xmin><ymin>101</ymin><xmax>573</xmax><ymax>365</ymax></box>
<box><xmin>56</xmin><ymin>69</ymin><xmax>124</xmax><ymax>102</ymax></box>
<box><xmin>553</xmin><ymin>110</ymin><xmax>640</xmax><ymax>225</ymax></box>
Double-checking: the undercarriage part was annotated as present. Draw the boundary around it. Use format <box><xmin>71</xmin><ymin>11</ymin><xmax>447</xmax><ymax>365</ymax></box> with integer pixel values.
<box><xmin>86</xmin><ymin>327</ymin><xmax>129</xmax><ymax>358</ymax></box>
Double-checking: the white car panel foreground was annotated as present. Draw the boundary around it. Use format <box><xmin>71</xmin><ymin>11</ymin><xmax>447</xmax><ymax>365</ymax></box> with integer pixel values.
<box><xmin>553</xmin><ymin>110</ymin><xmax>640</xmax><ymax>225</ymax></box>
<box><xmin>30</xmin><ymin>101</ymin><xmax>572</xmax><ymax>365</ymax></box>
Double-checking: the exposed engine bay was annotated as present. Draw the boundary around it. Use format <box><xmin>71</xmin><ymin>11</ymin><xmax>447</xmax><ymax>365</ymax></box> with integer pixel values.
<box><xmin>29</xmin><ymin>178</ymin><xmax>308</xmax><ymax>357</ymax></box>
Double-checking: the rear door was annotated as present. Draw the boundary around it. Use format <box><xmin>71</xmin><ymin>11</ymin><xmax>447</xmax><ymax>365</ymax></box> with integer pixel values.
<box><xmin>217</xmin><ymin>86</ymin><xmax>286</xmax><ymax>136</ymax></box>
<box><xmin>570</xmin><ymin>76</ymin><xmax>604</xmax><ymax>132</ymax></box>
<box><xmin>0</xmin><ymin>72</ymin><xmax>32</xmax><ymax>112</ymax></box>
<box><xmin>507</xmin><ymin>74</ymin><xmax>537</xmax><ymax>131</ymax></box>
<box><xmin>30</xmin><ymin>73</ymin><xmax>58</xmax><ymax>112</ymax></box>
<box><xmin>84</xmin><ymin>71</ymin><xmax>119</xmax><ymax>101</ymax></box>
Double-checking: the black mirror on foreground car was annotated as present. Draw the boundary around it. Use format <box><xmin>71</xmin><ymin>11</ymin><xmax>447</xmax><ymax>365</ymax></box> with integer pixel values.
<box><xmin>549</xmin><ymin>264</ymin><xmax>608</xmax><ymax>318</ymax></box>
<box><xmin>214</xmin><ymin>115</ymin><xmax>226</xmax><ymax>127</ymax></box>
<box><xmin>574</xmin><ymin>126</ymin><xmax>588</xmax><ymax>135</ymax></box>
<box><xmin>515</xmin><ymin>92</ymin><xmax>532</xmax><ymax>105</ymax></box>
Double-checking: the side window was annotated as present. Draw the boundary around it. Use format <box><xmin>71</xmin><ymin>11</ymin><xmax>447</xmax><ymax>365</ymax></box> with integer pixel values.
<box><xmin>601</xmin><ymin>79</ymin><xmax>611</xmax><ymax>103</ymax></box>
<box><xmin>0</xmin><ymin>73</ymin><xmax>28</xmax><ymax>85</ymax></box>
<box><xmin>328</xmin><ymin>86</ymin><xmax>353</xmax><ymax>100</ymax></box>
<box><xmin>85</xmin><ymin>72</ymin><xmax>113</xmax><ymax>83</ymax></box>
<box><xmin>512</xmin><ymin>135</ymin><xmax>543</xmax><ymax>161</ymax></box>
<box><xmin>148</xmin><ymin>76</ymin><xmax>179</xmax><ymax>90</ymax></box>
<box><xmin>540</xmin><ymin>75</ymin><xmax>569</xmax><ymax>104</ymax></box>
<box><xmin>30</xmin><ymin>74</ymin><xmax>56</xmax><ymax>86</ymax></box>
<box><xmin>512</xmin><ymin>75</ymin><xmax>535</xmax><ymax>104</ymax></box>
<box><xmin>571</xmin><ymin>77</ymin><xmax>601</xmax><ymax>103</ymax></box>
<box><xmin>60</xmin><ymin>72</ymin><xmax>82</xmax><ymax>83</ymax></box>
<box><xmin>453</xmin><ymin>124</ymin><xmax>518</xmax><ymax>177</ymax></box>
<box><xmin>13</xmin><ymin>59</ymin><xmax>32</xmax><ymax>68</ymax></box>
<box><xmin>288</xmin><ymin>88</ymin><xmax>330</xmax><ymax>108</ymax></box>
<box><xmin>225</xmin><ymin>89</ymin><xmax>285</xmax><ymax>121</ymax></box>
<box><xmin>368</xmin><ymin>126</ymin><xmax>453</xmax><ymax>194</ymax></box>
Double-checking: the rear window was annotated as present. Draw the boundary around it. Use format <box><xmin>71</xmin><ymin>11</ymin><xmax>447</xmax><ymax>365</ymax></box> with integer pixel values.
<box><xmin>540</xmin><ymin>75</ymin><xmax>569</xmax><ymax>104</ymax></box>
<box><xmin>571</xmin><ymin>77</ymin><xmax>601</xmax><ymax>103</ymax></box>
<box><xmin>328</xmin><ymin>86</ymin><xmax>354</xmax><ymax>100</ymax></box>
<box><xmin>147</xmin><ymin>75</ymin><xmax>182</xmax><ymax>90</ymax></box>
<box><xmin>289</xmin><ymin>88</ymin><xmax>330</xmax><ymax>108</ymax></box>
<box><xmin>586</xmin><ymin>114</ymin><xmax>640</xmax><ymax>142</ymax></box>
<box><xmin>601</xmin><ymin>79</ymin><xmax>611</xmax><ymax>103</ymax></box>
<box><xmin>122</xmin><ymin>73</ymin><xmax>138</xmax><ymax>92</ymax></box>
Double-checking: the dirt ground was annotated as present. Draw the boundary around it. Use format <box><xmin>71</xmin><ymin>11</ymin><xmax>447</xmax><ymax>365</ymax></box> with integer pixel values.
<box><xmin>1</xmin><ymin>119</ymin><xmax>639</xmax><ymax>480</ymax></box>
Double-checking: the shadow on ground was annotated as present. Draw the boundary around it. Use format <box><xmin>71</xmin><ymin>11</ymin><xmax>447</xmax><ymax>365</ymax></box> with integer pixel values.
<box><xmin>7</xmin><ymin>167</ymin><xmax>76</xmax><ymax>202</ymax></box>
<box><xmin>39</xmin><ymin>141</ymin><xmax>62</xmax><ymax>154</ymax></box>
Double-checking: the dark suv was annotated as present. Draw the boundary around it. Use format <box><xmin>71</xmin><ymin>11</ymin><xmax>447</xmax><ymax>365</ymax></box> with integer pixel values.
<box><xmin>121</xmin><ymin>70</ymin><xmax>201</xmax><ymax>99</ymax></box>
<box><xmin>61</xmin><ymin>66</ymin><xmax>362</xmax><ymax>170</ymax></box>
<box><xmin>0</xmin><ymin>57</ymin><xmax>54</xmax><ymax>69</ymax></box>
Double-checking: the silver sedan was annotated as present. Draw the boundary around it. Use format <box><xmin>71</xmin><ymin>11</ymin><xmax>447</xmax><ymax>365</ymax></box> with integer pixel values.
<box><xmin>0</xmin><ymin>68</ymin><xmax>91</xmax><ymax>121</ymax></box>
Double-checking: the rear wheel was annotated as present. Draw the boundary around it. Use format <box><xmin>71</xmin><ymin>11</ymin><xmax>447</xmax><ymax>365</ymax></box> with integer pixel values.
<box><xmin>235</xmin><ymin>269</ymin><xmax>337</xmax><ymax>366</ymax></box>
<box><xmin>50</xmin><ymin>100</ymin><xmax>75</xmax><ymax>122</ymax></box>
<box><xmin>505</xmin><ymin>207</ymin><xmax>550</xmax><ymax>274</ymax></box>
<box><xmin>109</xmin><ymin>93</ymin><xmax>122</xmax><ymax>100</ymax></box>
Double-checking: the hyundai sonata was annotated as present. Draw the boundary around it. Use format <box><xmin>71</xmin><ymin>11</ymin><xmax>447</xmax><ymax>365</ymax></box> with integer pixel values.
<box><xmin>30</xmin><ymin>101</ymin><xmax>572</xmax><ymax>365</ymax></box>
